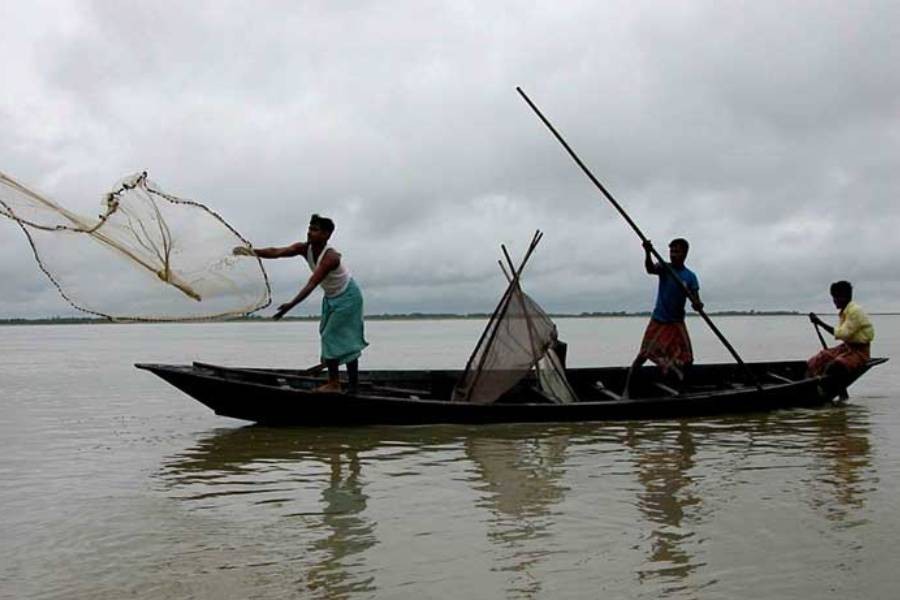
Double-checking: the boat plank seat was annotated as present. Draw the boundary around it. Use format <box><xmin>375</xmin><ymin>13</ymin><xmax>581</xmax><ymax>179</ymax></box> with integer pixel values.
<box><xmin>653</xmin><ymin>382</ymin><xmax>680</xmax><ymax>396</ymax></box>
<box><xmin>360</xmin><ymin>383</ymin><xmax>432</xmax><ymax>397</ymax></box>
<box><xmin>727</xmin><ymin>381</ymin><xmax>752</xmax><ymax>389</ymax></box>
<box><xmin>766</xmin><ymin>371</ymin><xmax>795</xmax><ymax>384</ymax></box>
<box><xmin>592</xmin><ymin>382</ymin><xmax>622</xmax><ymax>401</ymax></box>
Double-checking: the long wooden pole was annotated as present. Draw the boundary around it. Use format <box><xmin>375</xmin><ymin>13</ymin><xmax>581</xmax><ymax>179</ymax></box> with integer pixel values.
<box><xmin>517</xmin><ymin>87</ymin><xmax>759</xmax><ymax>388</ymax></box>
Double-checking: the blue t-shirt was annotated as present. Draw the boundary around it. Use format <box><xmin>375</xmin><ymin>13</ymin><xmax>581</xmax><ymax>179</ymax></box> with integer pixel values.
<box><xmin>651</xmin><ymin>263</ymin><xmax>699</xmax><ymax>323</ymax></box>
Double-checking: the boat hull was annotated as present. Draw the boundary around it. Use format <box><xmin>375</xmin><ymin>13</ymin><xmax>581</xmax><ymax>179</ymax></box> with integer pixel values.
<box><xmin>135</xmin><ymin>359</ymin><xmax>886</xmax><ymax>426</ymax></box>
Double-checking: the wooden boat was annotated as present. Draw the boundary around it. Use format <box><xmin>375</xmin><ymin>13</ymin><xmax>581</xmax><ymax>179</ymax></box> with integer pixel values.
<box><xmin>135</xmin><ymin>357</ymin><xmax>886</xmax><ymax>426</ymax></box>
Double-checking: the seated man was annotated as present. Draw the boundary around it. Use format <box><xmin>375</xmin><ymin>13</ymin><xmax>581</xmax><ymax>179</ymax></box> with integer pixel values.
<box><xmin>807</xmin><ymin>280</ymin><xmax>874</xmax><ymax>378</ymax></box>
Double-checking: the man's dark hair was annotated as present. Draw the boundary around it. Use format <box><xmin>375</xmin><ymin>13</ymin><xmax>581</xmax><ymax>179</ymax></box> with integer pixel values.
<box><xmin>669</xmin><ymin>238</ymin><xmax>689</xmax><ymax>253</ymax></box>
<box><xmin>310</xmin><ymin>214</ymin><xmax>335</xmax><ymax>234</ymax></box>
<box><xmin>830</xmin><ymin>280</ymin><xmax>853</xmax><ymax>299</ymax></box>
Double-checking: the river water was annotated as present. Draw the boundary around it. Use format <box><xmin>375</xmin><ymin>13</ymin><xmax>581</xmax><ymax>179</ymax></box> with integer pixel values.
<box><xmin>1</xmin><ymin>316</ymin><xmax>897</xmax><ymax>599</ymax></box>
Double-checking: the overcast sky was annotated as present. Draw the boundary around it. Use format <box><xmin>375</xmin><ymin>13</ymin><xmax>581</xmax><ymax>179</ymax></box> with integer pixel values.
<box><xmin>1</xmin><ymin>0</ymin><xmax>898</xmax><ymax>319</ymax></box>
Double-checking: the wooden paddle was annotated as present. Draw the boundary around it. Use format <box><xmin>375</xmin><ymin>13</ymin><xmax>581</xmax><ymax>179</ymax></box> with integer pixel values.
<box><xmin>517</xmin><ymin>87</ymin><xmax>761</xmax><ymax>390</ymax></box>
<box><xmin>813</xmin><ymin>320</ymin><xmax>828</xmax><ymax>348</ymax></box>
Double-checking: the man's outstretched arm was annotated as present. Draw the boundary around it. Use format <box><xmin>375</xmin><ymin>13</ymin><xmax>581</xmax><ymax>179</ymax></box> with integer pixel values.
<box><xmin>233</xmin><ymin>242</ymin><xmax>306</xmax><ymax>259</ymax></box>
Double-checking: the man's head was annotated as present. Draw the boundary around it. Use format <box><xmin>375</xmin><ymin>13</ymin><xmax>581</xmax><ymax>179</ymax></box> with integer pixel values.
<box><xmin>669</xmin><ymin>238</ymin><xmax>689</xmax><ymax>267</ymax></box>
<box><xmin>307</xmin><ymin>214</ymin><xmax>335</xmax><ymax>244</ymax></box>
<box><xmin>830</xmin><ymin>280</ymin><xmax>853</xmax><ymax>310</ymax></box>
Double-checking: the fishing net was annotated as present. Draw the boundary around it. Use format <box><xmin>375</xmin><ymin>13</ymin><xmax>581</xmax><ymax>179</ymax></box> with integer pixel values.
<box><xmin>537</xmin><ymin>344</ymin><xmax>575</xmax><ymax>404</ymax></box>
<box><xmin>0</xmin><ymin>171</ymin><xmax>271</xmax><ymax>321</ymax></box>
<box><xmin>454</xmin><ymin>278</ymin><xmax>575</xmax><ymax>405</ymax></box>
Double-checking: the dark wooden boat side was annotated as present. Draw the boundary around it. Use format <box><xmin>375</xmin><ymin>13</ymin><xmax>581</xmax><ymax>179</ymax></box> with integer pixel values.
<box><xmin>135</xmin><ymin>358</ymin><xmax>887</xmax><ymax>426</ymax></box>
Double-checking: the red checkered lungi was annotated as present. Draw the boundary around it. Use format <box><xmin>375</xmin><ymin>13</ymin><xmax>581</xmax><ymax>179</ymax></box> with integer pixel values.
<box><xmin>807</xmin><ymin>343</ymin><xmax>870</xmax><ymax>376</ymax></box>
<box><xmin>638</xmin><ymin>319</ymin><xmax>694</xmax><ymax>374</ymax></box>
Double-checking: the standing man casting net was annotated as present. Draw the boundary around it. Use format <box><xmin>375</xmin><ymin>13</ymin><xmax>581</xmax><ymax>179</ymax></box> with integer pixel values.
<box><xmin>234</xmin><ymin>214</ymin><xmax>368</xmax><ymax>393</ymax></box>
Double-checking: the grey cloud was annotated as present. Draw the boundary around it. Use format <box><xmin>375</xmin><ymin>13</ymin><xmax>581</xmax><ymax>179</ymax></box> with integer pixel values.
<box><xmin>2</xmin><ymin>0</ymin><xmax>898</xmax><ymax>319</ymax></box>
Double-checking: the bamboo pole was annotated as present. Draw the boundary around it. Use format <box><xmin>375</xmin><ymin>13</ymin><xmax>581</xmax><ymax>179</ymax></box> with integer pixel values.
<box><xmin>517</xmin><ymin>87</ymin><xmax>760</xmax><ymax>389</ymax></box>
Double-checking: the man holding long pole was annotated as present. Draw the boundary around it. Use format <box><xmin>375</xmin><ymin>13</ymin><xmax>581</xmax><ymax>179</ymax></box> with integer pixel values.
<box><xmin>624</xmin><ymin>238</ymin><xmax>703</xmax><ymax>397</ymax></box>
<box><xmin>516</xmin><ymin>86</ymin><xmax>760</xmax><ymax>391</ymax></box>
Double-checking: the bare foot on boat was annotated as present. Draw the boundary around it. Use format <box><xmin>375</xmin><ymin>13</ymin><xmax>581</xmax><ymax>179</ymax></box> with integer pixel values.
<box><xmin>314</xmin><ymin>382</ymin><xmax>342</xmax><ymax>393</ymax></box>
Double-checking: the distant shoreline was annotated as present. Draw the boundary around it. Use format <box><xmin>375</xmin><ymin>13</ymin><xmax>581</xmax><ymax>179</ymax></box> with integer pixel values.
<box><xmin>5</xmin><ymin>310</ymin><xmax>894</xmax><ymax>326</ymax></box>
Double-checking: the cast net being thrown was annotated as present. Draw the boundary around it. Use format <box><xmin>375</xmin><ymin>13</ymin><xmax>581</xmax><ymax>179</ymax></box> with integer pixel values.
<box><xmin>0</xmin><ymin>171</ymin><xmax>271</xmax><ymax>321</ymax></box>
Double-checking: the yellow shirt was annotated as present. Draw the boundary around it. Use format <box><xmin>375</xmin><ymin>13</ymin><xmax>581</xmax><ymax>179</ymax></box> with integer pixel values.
<box><xmin>834</xmin><ymin>301</ymin><xmax>874</xmax><ymax>344</ymax></box>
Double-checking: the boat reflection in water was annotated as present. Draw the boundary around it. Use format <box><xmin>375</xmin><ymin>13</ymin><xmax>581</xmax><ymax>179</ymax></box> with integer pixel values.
<box><xmin>160</xmin><ymin>428</ymin><xmax>380</xmax><ymax>598</ymax></box>
<box><xmin>303</xmin><ymin>444</ymin><xmax>374</xmax><ymax>596</ymax></box>
<box><xmin>625</xmin><ymin>421</ymin><xmax>702</xmax><ymax>589</ymax></box>
<box><xmin>809</xmin><ymin>405</ymin><xmax>873</xmax><ymax>521</ymax></box>
<box><xmin>159</xmin><ymin>404</ymin><xmax>874</xmax><ymax>598</ymax></box>
<box><xmin>463</xmin><ymin>427</ymin><xmax>572</xmax><ymax>598</ymax></box>
<box><xmin>621</xmin><ymin>404</ymin><xmax>874</xmax><ymax>595</ymax></box>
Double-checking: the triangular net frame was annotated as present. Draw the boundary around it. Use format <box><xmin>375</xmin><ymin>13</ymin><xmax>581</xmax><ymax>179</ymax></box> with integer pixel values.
<box><xmin>0</xmin><ymin>170</ymin><xmax>272</xmax><ymax>322</ymax></box>
<box><xmin>453</xmin><ymin>231</ymin><xmax>577</xmax><ymax>405</ymax></box>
